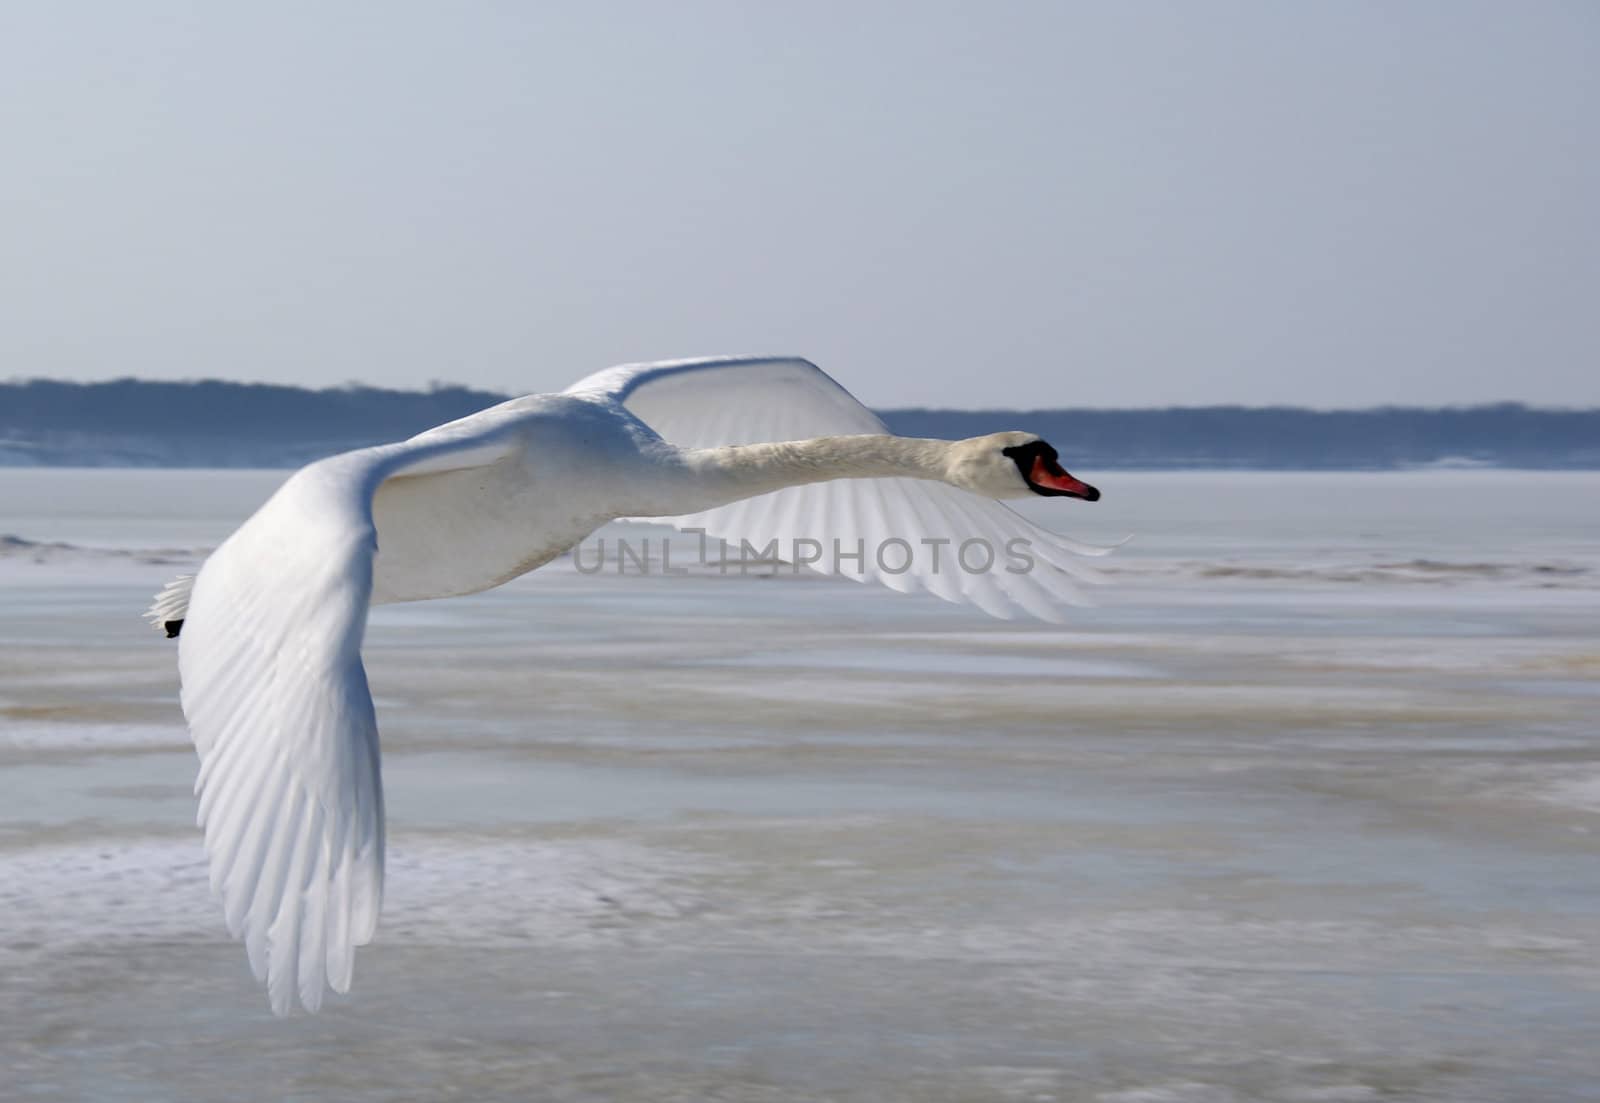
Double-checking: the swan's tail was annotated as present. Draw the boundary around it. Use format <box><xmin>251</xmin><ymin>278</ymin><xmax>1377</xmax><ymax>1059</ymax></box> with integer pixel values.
<box><xmin>146</xmin><ymin>574</ymin><xmax>195</xmax><ymax>638</ymax></box>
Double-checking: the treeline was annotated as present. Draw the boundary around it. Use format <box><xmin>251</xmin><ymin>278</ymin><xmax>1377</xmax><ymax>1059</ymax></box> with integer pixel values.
<box><xmin>1</xmin><ymin>378</ymin><xmax>503</xmax><ymax>441</ymax></box>
<box><xmin>1</xmin><ymin>379</ymin><xmax>1597</xmax><ymax>469</ymax></box>
<box><xmin>0</xmin><ymin>379</ymin><xmax>507</xmax><ymax>467</ymax></box>
<box><xmin>880</xmin><ymin>404</ymin><xmax>1600</xmax><ymax>470</ymax></box>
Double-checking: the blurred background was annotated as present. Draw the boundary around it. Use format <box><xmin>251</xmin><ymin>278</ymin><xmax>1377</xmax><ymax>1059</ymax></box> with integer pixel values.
<box><xmin>2</xmin><ymin>3</ymin><xmax>1598</xmax><ymax>1101</ymax></box>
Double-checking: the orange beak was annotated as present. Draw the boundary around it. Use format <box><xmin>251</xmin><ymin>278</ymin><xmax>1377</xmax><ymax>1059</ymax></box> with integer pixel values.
<box><xmin>1030</xmin><ymin>456</ymin><xmax>1100</xmax><ymax>501</ymax></box>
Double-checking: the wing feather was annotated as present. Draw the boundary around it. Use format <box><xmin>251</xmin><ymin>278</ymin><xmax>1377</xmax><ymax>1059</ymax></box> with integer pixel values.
<box><xmin>174</xmin><ymin>427</ymin><xmax>519</xmax><ymax>1014</ymax></box>
<box><xmin>570</xmin><ymin>356</ymin><xmax>1108</xmax><ymax>620</ymax></box>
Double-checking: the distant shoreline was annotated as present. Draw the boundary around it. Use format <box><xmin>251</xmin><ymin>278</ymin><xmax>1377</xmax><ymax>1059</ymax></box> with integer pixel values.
<box><xmin>3</xmin><ymin>379</ymin><xmax>1597</xmax><ymax>471</ymax></box>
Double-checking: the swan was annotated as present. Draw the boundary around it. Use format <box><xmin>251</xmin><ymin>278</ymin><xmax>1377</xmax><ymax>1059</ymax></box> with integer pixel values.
<box><xmin>146</xmin><ymin>355</ymin><xmax>1107</xmax><ymax>1015</ymax></box>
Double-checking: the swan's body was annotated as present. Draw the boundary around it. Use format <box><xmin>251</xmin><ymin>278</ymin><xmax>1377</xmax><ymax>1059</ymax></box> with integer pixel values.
<box><xmin>150</xmin><ymin>356</ymin><xmax>1106</xmax><ymax>1015</ymax></box>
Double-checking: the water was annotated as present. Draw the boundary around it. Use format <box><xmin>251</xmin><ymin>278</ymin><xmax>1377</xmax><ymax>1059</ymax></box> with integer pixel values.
<box><xmin>2</xmin><ymin>469</ymin><xmax>1599</xmax><ymax>1102</ymax></box>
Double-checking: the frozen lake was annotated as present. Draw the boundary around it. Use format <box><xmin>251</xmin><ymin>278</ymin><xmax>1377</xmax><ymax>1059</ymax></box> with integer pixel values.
<box><xmin>2</xmin><ymin>468</ymin><xmax>1599</xmax><ymax>1101</ymax></box>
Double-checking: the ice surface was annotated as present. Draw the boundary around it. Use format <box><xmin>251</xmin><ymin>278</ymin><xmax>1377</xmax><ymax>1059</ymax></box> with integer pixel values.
<box><xmin>2</xmin><ymin>469</ymin><xmax>1598</xmax><ymax>1101</ymax></box>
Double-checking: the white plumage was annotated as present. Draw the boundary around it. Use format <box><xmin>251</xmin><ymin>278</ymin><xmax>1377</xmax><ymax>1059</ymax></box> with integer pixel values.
<box><xmin>151</xmin><ymin>356</ymin><xmax>1109</xmax><ymax>1014</ymax></box>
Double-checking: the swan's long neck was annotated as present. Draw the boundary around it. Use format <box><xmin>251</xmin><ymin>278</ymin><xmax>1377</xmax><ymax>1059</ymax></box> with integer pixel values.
<box><xmin>642</xmin><ymin>435</ymin><xmax>955</xmax><ymax>517</ymax></box>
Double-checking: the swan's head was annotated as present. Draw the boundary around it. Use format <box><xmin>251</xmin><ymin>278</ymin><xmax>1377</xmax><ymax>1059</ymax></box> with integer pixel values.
<box><xmin>947</xmin><ymin>432</ymin><xmax>1101</xmax><ymax>502</ymax></box>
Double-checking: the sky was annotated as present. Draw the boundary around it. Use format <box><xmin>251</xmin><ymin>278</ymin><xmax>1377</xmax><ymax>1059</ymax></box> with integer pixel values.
<box><xmin>1</xmin><ymin>2</ymin><xmax>1595</xmax><ymax>409</ymax></box>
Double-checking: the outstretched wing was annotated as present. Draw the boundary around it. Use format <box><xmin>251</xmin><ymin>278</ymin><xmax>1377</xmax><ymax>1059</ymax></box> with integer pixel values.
<box><xmin>175</xmin><ymin>427</ymin><xmax>518</xmax><ymax>1015</ymax></box>
<box><xmin>568</xmin><ymin>356</ymin><xmax>1109</xmax><ymax>620</ymax></box>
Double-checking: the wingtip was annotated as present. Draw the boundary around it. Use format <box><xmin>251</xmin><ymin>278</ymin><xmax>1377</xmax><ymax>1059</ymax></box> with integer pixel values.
<box><xmin>1060</xmin><ymin>533</ymin><xmax>1132</xmax><ymax>558</ymax></box>
<box><xmin>268</xmin><ymin>984</ymin><xmax>295</xmax><ymax>1018</ymax></box>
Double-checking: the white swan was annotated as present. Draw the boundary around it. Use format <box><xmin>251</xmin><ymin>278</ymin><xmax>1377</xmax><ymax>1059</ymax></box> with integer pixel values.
<box><xmin>148</xmin><ymin>355</ymin><xmax>1107</xmax><ymax>1015</ymax></box>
